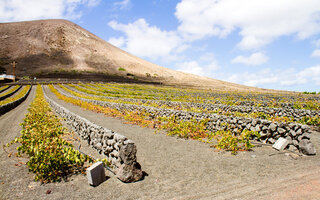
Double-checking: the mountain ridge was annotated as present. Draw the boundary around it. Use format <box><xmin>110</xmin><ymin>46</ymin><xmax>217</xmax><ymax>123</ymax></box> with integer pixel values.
<box><xmin>0</xmin><ymin>19</ymin><xmax>272</xmax><ymax>92</ymax></box>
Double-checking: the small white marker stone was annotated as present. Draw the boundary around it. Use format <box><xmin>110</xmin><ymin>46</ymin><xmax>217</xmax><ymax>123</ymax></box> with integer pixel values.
<box><xmin>272</xmin><ymin>137</ymin><xmax>289</xmax><ymax>151</ymax></box>
<box><xmin>251</xmin><ymin>154</ymin><xmax>256</xmax><ymax>158</ymax></box>
<box><xmin>86</xmin><ymin>161</ymin><xmax>106</xmax><ymax>186</ymax></box>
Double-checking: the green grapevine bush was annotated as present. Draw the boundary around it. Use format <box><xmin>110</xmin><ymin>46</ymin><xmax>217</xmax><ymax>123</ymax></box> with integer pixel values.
<box><xmin>8</xmin><ymin>85</ymin><xmax>92</xmax><ymax>183</ymax></box>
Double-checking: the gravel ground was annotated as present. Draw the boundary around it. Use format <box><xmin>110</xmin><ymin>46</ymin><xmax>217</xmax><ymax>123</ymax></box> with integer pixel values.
<box><xmin>0</xmin><ymin>85</ymin><xmax>320</xmax><ymax>200</ymax></box>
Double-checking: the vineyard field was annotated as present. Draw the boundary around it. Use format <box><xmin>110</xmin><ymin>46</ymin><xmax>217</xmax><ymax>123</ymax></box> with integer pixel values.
<box><xmin>48</xmin><ymin>82</ymin><xmax>319</xmax><ymax>154</ymax></box>
<box><xmin>1</xmin><ymin>82</ymin><xmax>320</xmax><ymax>199</ymax></box>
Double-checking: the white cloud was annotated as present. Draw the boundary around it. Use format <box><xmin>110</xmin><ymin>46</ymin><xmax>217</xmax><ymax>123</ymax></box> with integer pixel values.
<box><xmin>0</xmin><ymin>0</ymin><xmax>100</xmax><ymax>22</ymax></box>
<box><xmin>311</xmin><ymin>49</ymin><xmax>320</xmax><ymax>57</ymax></box>
<box><xmin>226</xmin><ymin>65</ymin><xmax>320</xmax><ymax>88</ymax></box>
<box><xmin>298</xmin><ymin>65</ymin><xmax>320</xmax><ymax>85</ymax></box>
<box><xmin>175</xmin><ymin>0</ymin><xmax>320</xmax><ymax>49</ymax></box>
<box><xmin>278</xmin><ymin>68</ymin><xmax>308</xmax><ymax>86</ymax></box>
<box><xmin>114</xmin><ymin>0</ymin><xmax>131</xmax><ymax>10</ymax></box>
<box><xmin>227</xmin><ymin>68</ymin><xmax>279</xmax><ymax>87</ymax></box>
<box><xmin>175</xmin><ymin>44</ymin><xmax>190</xmax><ymax>53</ymax></box>
<box><xmin>86</xmin><ymin>0</ymin><xmax>101</xmax><ymax>7</ymax></box>
<box><xmin>108</xmin><ymin>37</ymin><xmax>125</xmax><ymax>48</ymax></box>
<box><xmin>231</xmin><ymin>52</ymin><xmax>268</xmax><ymax>66</ymax></box>
<box><xmin>176</xmin><ymin>61</ymin><xmax>206</xmax><ymax>76</ymax></box>
<box><xmin>314</xmin><ymin>39</ymin><xmax>320</xmax><ymax>47</ymax></box>
<box><xmin>176</xmin><ymin>54</ymin><xmax>219</xmax><ymax>76</ymax></box>
<box><xmin>108</xmin><ymin>18</ymin><xmax>182</xmax><ymax>60</ymax></box>
<box><xmin>206</xmin><ymin>61</ymin><xmax>220</xmax><ymax>71</ymax></box>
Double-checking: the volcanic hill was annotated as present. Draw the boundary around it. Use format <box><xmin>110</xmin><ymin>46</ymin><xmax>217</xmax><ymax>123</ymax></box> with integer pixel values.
<box><xmin>0</xmin><ymin>19</ymin><xmax>265</xmax><ymax>91</ymax></box>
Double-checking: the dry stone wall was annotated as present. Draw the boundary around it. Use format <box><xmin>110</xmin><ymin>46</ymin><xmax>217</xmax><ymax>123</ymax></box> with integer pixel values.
<box><xmin>43</xmin><ymin>89</ymin><xmax>143</xmax><ymax>182</ymax></box>
<box><xmin>55</xmin><ymin>85</ymin><xmax>316</xmax><ymax>155</ymax></box>
<box><xmin>73</xmin><ymin>84</ymin><xmax>320</xmax><ymax>108</ymax></box>
<box><xmin>0</xmin><ymin>85</ymin><xmax>22</xmax><ymax>101</ymax></box>
<box><xmin>188</xmin><ymin>91</ymin><xmax>320</xmax><ymax>108</ymax></box>
<box><xmin>0</xmin><ymin>86</ymin><xmax>32</xmax><ymax>115</ymax></box>
<box><xmin>0</xmin><ymin>86</ymin><xmax>11</xmax><ymax>93</ymax></box>
<box><xmin>64</xmin><ymin>84</ymin><xmax>319</xmax><ymax>121</ymax></box>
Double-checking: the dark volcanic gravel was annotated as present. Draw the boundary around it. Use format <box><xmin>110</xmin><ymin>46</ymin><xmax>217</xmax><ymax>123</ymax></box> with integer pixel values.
<box><xmin>0</xmin><ymin>86</ymin><xmax>319</xmax><ymax>200</ymax></box>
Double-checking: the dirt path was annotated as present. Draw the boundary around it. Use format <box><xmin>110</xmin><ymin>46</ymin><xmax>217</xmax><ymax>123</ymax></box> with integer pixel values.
<box><xmin>1</xmin><ymin>85</ymin><xmax>320</xmax><ymax>199</ymax></box>
<box><xmin>0</xmin><ymin>86</ymin><xmax>36</xmax><ymax>199</ymax></box>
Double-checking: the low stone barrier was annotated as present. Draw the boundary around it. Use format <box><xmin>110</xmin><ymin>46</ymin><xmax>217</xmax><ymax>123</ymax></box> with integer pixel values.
<box><xmin>43</xmin><ymin>89</ymin><xmax>143</xmax><ymax>182</ymax></box>
<box><xmin>0</xmin><ymin>86</ymin><xmax>32</xmax><ymax>115</ymax></box>
<box><xmin>65</xmin><ymin>84</ymin><xmax>319</xmax><ymax>122</ymax></box>
<box><xmin>0</xmin><ymin>86</ymin><xmax>11</xmax><ymax>93</ymax></box>
<box><xmin>71</xmin><ymin>83</ymin><xmax>320</xmax><ymax>109</ymax></box>
<box><xmin>0</xmin><ymin>85</ymin><xmax>22</xmax><ymax>101</ymax></box>
<box><xmin>55</xmin><ymin>85</ymin><xmax>316</xmax><ymax>155</ymax></box>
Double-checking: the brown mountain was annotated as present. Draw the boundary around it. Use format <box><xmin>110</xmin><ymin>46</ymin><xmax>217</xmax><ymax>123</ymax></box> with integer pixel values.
<box><xmin>0</xmin><ymin>19</ymin><xmax>267</xmax><ymax>91</ymax></box>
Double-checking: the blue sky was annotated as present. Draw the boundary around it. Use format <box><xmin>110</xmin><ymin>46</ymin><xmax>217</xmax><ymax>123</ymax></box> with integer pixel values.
<box><xmin>1</xmin><ymin>0</ymin><xmax>320</xmax><ymax>92</ymax></box>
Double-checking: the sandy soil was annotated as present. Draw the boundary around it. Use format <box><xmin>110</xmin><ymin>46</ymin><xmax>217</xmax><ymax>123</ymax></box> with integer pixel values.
<box><xmin>0</xmin><ymin>85</ymin><xmax>319</xmax><ymax>200</ymax></box>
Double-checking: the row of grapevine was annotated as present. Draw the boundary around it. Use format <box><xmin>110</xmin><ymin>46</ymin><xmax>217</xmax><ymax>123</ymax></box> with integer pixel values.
<box><xmin>0</xmin><ymin>85</ymin><xmax>22</xmax><ymax>101</ymax></box>
<box><xmin>0</xmin><ymin>85</ymin><xmax>32</xmax><ymax>115</ymax></box>
<box><xmin>61</xmin><ymin>84</ymin><xmax>320</xmax><ymax>127</ymax></box>
<box><xmin>75</xmin><ymin>82</ymin><xmax>320</xmax><ymax>110</ymax></box>
<box><xmin>6</xmin><ymin>85</ymin><xmax>92</xmax><ymax>183</ymax></box>
<box><xmin>49</xmin><ymin>84</ymin><xmax>316</xmax><ymax>155</ymax></box>
<box><xmin>0</xmin><ymin>85</ymin><xmax>10</xmax><ymax>93</ymax></box>
<box><xmin>43</xmin><ymin>88</ymin><xmax>142</xmax><ymax>182</ymax></box>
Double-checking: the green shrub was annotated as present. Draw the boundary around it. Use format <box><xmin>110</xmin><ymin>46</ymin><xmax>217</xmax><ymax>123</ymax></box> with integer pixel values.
<box><xmin>214</xmin><ymin>129</ymin><xmax>260</xmax><ymax>155</ymax></box>
<box><xmin>299</xmin><ymin>115</ymin><xmax>320</xmax><ymax>127</ymax></box>
<box><xmin>303</xmin><ymin>91</ymin><xmax>317</xmax><ymax>94</ymax></box>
